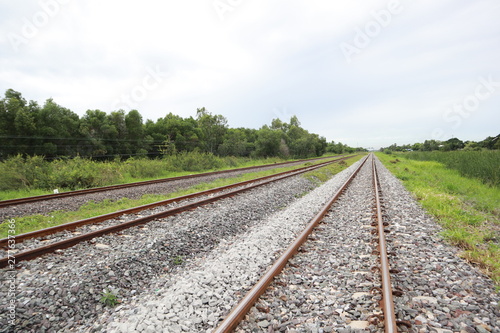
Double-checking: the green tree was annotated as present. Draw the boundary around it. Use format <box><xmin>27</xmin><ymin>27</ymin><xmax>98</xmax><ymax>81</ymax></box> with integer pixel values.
<box><xmin>442</xmin><ymin>138</ymin><xmax>465</xmax><ymax>151</ymax></box>
<box><xmin>196</xmin><ymin>107</ymin><xmax>227</xmax><ymax>154</ymax></box>
<box><xmin>0</xmin><ymin>89</ymin><xmax>28</xmax><ymax>157</ymax></box>
<box><xmin>35</xmin><ymin>99</ymin><xmax>81</xmax><ymax>157</ymax></box>
<box><xmin>125</xmin><ymin>109</ymin><xmax>147</xmax><ymax>156</ymax></box>
<box><xmin>411</xmin><ymin>143</ymin><xmax>422</xmax><ymax>151</ymax></box>
<box><xmin>13</xmin><ymin>103</ymin><xmax>37</xmax><ymax>155</ymax></box>
<box><xmin>479</xmin><ymin>135</ymin><xmax>499</xmax><ymax>150</ymax></box>
<box><xmin>218</xmin><ymin>128</ymin><xmax>250</xmax><ymax>156</ymax></box>
<box><xmin>146</xmin><ymin>113</ymin><xmax>200</xmax><ymax>156</ymax></box>
<box><xmin>79</xmin><ymin>109</ymin><xmax>117</xmax><ymax>158</ymax></box>
<box><xmin>422</xmin><ymin>139</ymin><xmax>441</xmax><ymax>151</ymax></box>
<box><xmin>255</xmin><ymin>125</ymin><xmax>283</xmax><ymax>157</ymax></box>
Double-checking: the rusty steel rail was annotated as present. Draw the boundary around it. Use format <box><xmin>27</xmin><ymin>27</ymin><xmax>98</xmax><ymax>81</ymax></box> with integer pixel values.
<box><xmin>0</xmin><ymin>155</ymin><xmax>348</xmax><ymax>208</ymax></box>
<box><xmin>213</xmin><ymin>155</ymin><xmax>370</xmax><ymax>333</ymax></box>
<box><xmin>372</xmin><ymin>156</ymin><xmax>398</xmax><ymax>333</ymax></box>
<box><xmin>0</xmin><ymin>155</ymin><xmax>359</xmax><ymax>268</ymax></box>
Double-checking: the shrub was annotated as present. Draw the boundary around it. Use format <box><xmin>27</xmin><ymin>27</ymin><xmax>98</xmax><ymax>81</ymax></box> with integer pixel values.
<box><xmin>165</xmin><ymin>151</ymin><xmax>224</xmax><ymax>172</ymax></box>
<box><xmin>123</xmin><ymin>158</ymin><xmax>166</xmax><ymax>179</ymax></box>
<box><xmin>0</xmin><ymin>155</ymin><xmax>50</xmax><ymax>190</ymax></box>
<box><xmin>0</xmin><ymin>155</ymin><xmax>121</xmax><ymax>191</ymax></box>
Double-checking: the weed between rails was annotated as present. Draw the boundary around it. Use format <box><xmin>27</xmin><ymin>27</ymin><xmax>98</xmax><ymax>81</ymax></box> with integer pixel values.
<box><xmin>99</xmin><ymin>290</ymin><xmax>120</xmax><ymax>307</ymax></box>
<box><xmin>377</xmin><ymin>153</ymin><xmax>500</xmax><ymax>284</ymax></box>
<box><xmin>303</xmin><ymin>159</ymin><xmax>355</xmax><ymax>186</ymax></box>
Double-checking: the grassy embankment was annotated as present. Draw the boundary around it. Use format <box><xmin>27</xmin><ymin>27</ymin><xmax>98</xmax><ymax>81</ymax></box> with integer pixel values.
<box><xmin>0</xmin><ymin>154</ymin><xmax>362</xmax><ymax>238</ymax></box>
<box><xmin>0</xmin><ymin>152</ymin><xmax>298</xmax><ymax>200</ymax></box>
<box><xmin>377</xmin><ymin>151</ymin><xmax>500</xmax><ymax>284</ymax></box>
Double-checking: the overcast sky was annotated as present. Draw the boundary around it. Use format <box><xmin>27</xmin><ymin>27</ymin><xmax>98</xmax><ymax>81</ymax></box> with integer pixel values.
<box><xmin>1</xmin><ymin>0</ymin><xmax>499</xmax><ymax>149</ymax></box>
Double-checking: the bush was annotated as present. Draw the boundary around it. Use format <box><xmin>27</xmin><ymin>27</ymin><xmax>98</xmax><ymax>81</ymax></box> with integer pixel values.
<box><xmin>0</xmin><ymin>155</ymin><xmax>50</xmax><ymax>190</ymax></box>
<box><xmin>50</xmin><ymin>158</ymin><xmax>119</xmax><ymax>189</ymax></box>
<box><xmin>0</xmin><ymin>155</ymin><xmax>121</xmax><ymax>191</ymax></box>
<box><xmin>165</xmin><ymin>151</ymin><xmax>224</xmax><ymax>172</ymax></box>
<box><xmin>123</xmin><ymin>158</ymin><xmax>166</xmax><ymax>179</ymax></box>
<box><xmin>0</xmin><ymin>151</ymin><xmax>294</xmax><ymax>193</ymax></box>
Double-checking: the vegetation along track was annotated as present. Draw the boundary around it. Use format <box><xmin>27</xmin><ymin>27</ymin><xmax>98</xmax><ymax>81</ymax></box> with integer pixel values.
<box><xmin>0</xmin><ymin>156</ymin><xmax>348</xmax><ymax>221</ymax></box>
<box><xmin>0</xmin><ymin>155</ymin><xmax>355</xmax><ymax>268</ymax></box>
<box><xmin>0</xmin><ymin>155</ymin><xmax>342</xmax><ymax>211</ymax></box>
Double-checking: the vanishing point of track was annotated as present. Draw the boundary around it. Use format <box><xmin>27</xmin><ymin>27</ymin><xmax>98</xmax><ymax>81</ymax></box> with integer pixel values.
<box><xmin>214</xmin><ymin>154</ymin><xmax>402</xmax><ymax>333</ymax></box>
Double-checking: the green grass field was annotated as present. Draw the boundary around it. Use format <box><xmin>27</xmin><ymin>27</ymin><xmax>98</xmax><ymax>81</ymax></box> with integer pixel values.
<box><xmin>377</xmin><ymin>152</ymin><xmax>500</xmax><ymax>284</ymax></box>
<box><xmin>401</xmin><ymin>150</ymin><xmax>500</xmax><ymax>187</ymax></box>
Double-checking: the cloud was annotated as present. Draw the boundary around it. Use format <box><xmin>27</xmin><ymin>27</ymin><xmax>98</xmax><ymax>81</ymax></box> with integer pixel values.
<box><xmin>0</xmin><ymin>0</ymin><xmax>499</xmax><ymax>149</ymax></box>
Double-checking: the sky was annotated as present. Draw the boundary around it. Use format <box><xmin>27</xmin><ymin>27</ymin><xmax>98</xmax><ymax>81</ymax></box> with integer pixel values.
<box><xmin>0</xmin><ymin>0</ymin><xmax>499</xmax><ymax>150</ymax></box>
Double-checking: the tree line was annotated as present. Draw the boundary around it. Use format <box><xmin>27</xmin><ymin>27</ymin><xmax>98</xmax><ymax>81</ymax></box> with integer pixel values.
<box><xmin>0</xmin><ymin>89</ymin><xmax>361</xmax><ymax>160</ymax></box>
<box><xmin>381</xmin><ymin>135</ymin><xmax>500</xmax><ymax>153</ymax></box>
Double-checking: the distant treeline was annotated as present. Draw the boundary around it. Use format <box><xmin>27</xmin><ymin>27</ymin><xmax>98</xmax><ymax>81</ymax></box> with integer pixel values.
<box><xmin>0</xmin><ymin>89</ymin><xmax>364</xmax><ymax>160</ymax></box>
<box><xmin>381</xmin><ymin>135</ymin><xmax>500</xmax><ymax>153</ymax></box>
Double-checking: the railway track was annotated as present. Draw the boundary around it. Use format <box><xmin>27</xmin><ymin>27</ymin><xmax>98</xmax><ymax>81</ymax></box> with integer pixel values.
<box><xmin>3</xmin><ymin>154</ymin><xmax>499</xmax><ymax>333</ymax></box>
<box><xmin>0</xmin><ymin>155</ymin><xmax>355</xmax><ymax>268</ymax></box>
<box><xmin>0</xmin><ymin>155</ymin><xmax>344</xmax><ymax>209</ymax></box>
<box><xmin>214</xmin><ymin>153</ymin><xmax>403</xmax><ymax>332</ymax></box>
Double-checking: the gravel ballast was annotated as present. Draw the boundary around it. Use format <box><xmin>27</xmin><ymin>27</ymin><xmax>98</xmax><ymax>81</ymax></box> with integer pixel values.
<box><xmin>2</xmin><ymin>155</ymin><xmax>499</xmax><ymax>333</ymax></box>
<box><xmin>97</xmin><ymin>159</ymin><xmax>362</xmax><ymax>333</ymax></box>
<box><xmin>236</xmin><ymin>157</ymin><xmax>379</xmax><ymax>332</ymax></box>
<box><xmin>375</xmin><ymin>158</ymin><xmax>500</xmax><ymax>333</ymax></box>
<box><xmin>235</xmin><ymin>157</ymin><xmax>500</xmax><ymax>332</ymax></box>
<box><xmin>0</xmin><ymin>160</ymin><xmax>351</xmax><ymax>333</ymax></box>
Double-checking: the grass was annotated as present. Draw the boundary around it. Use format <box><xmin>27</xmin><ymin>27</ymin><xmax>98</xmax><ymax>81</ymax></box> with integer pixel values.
<box><xmin>0</xmin><ymin>188</ymin><xmax>52</xmax><ymax>201</ymax></box>
<box><xmin>172</xmin><ymin>256</ymin><xmax>184</xmax><ymax>265</ymax></box>
<box><xmin>99</xmin><ymin>290</ymin><xmax>120</xmax><ymax>307</ymax></box>
<box><xmin>377</xmin><ymin>152</ymin><xmax>500</xmax><ymax>284</ymax></box>
<box><xmin>0</xmin><ymin>154</ymin><xmax>342</xmax><ymax>201</ymax></box>
<box><xmin>303</xmin><ymin>158</ymin><xmax>361</xmax><ymax>185</ymax></box>
<box><xmin>0</xmin><ymin>155</ymin><xmax>357</xmax><ymax>239</ymax></box>
<box><xmin>402</xmin><ymin>150</ymin><xmax>500</xmax><ymax>187</ymax></box>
